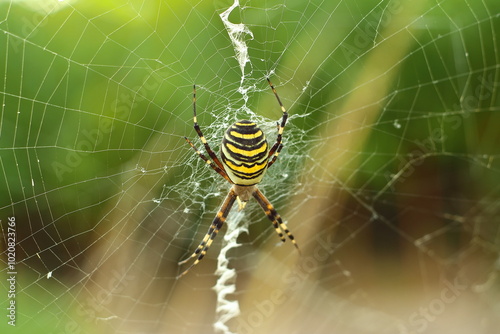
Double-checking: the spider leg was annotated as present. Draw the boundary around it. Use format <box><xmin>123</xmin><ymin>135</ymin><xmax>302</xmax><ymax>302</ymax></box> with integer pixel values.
<box><xmin>266</xmin><ymin>78</ymin><xmax>288</xmax><ymax>167</ymax></box>
<box><xmin>267</xmin><ymin>143</ymin><xmax>283</xmax><ymax>168</ymax></box>
<box><xmin>191</xmin><ymin>84</ymin><xmax>225</xmax><ymax>171</ymax></box>
<box><xmin>177</xmin><ymin>189</ymin><xmax>237</xmax><ymax>278</ymax></box>
<box><xmin>252</xmin><ymin>188</ymin><xmax>300</xmax><ymax>252</ymax></box>
<box><xmin>184</xmin><ymin>136</ymin><xmax>232</xmax><ymax>183</ymax></box>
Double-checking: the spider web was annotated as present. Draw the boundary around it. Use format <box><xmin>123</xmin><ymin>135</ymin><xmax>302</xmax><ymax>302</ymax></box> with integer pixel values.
<box><xmin>1</xmin><ymin>0</ymin><xmax>500</xmax><ymax>333</ymax></box>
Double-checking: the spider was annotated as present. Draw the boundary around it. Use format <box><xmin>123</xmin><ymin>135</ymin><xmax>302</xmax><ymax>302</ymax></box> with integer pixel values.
<box><xmin>178</xmin><ymin>78</ymin><xmax>299</xmax><ymax>277</ymax></box>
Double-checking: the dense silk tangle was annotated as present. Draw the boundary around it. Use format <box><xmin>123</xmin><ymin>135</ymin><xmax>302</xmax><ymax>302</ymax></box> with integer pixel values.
<box><xmin>221</xmin><ymin>120</ymin><xmax>269</xmax><ymax>185</ymax></box>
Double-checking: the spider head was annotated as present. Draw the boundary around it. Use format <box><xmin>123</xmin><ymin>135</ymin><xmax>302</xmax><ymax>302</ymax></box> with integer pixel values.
<box><xmin>236</xmin><ymin>196</ymin><xmax>247</xmax><ymax>211</ymax></box>
<box><xmin>233</xmin><ymin>185</ymin><xmax>256</xmax><ymax>211</ymax></box>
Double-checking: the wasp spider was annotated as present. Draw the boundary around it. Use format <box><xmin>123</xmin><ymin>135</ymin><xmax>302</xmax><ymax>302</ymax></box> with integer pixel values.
<box><xmin>178</xmin><ymin>78</ymin><xmax>299</xmax><ymax>278</ymax></box>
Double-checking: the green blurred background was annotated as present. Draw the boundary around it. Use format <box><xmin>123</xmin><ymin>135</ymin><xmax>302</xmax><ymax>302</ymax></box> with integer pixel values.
<box><xmin>1</xmin><ymin>0</ymin><xmax>499</xmax><ymax>333</ymax></box>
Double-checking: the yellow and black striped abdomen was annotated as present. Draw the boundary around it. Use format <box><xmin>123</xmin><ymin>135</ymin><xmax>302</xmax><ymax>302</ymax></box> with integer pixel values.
<box><xmin>220</xmin><ymin>120</ymin><xmax>269</xmax><ymax>186</ymax></box>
